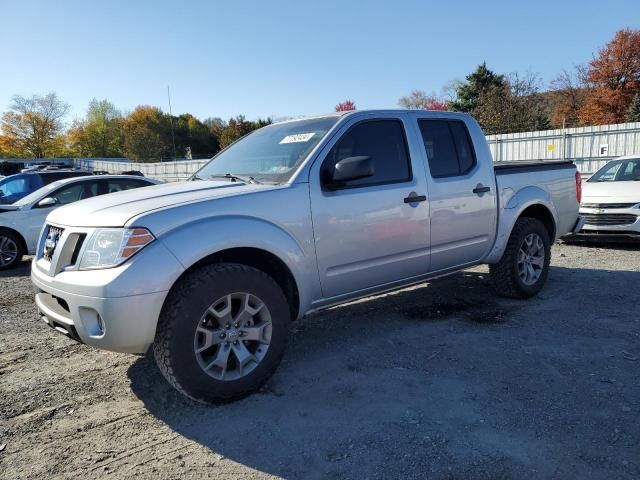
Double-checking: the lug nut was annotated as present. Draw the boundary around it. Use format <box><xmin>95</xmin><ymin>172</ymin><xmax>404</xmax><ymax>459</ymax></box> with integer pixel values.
<box><xmin>233</xmin><ymin>340</ymin><xmax>238</xmax><ymax>345</ymax></box>
<box><xmin>219</xmin><ymin>332</ymin><xmax>226</xmax><ymax>339</ymax></box>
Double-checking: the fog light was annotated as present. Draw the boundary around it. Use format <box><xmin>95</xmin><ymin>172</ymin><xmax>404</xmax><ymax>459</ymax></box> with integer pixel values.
<box><xmin>96</xmin><ymin>314</ymin><xmax>104</xmax><ymax>335</ymax></box>
<box><xmin>79</xmin><ymin>307</ymin><xmax>105</xmax><ymax>338</ymax></box>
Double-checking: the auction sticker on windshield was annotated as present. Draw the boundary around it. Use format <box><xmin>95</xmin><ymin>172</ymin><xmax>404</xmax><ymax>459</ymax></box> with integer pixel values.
<box><xmin>279</xmin><ymin>133</ymin><xmax>315</xmax><ymax>144</ymax></box>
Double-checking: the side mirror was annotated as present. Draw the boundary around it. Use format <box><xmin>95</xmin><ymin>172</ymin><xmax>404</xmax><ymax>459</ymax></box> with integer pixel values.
<box><xmin>325</xmin><ymin>156</ymin><xmax>374</xmax><ymax>190</ymax></box>
<box><xmin>37</xmin><ymin>197</ymin><xmax>57</xmax><ymax>208</ymax></box>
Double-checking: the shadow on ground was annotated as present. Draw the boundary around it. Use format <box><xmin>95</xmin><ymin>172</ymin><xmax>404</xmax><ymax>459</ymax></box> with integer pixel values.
<box><xmin>0</xmin><ymin>257</ymin><xmax>31</xmax><ymax>278</ymax></box>
<box><xmin>560</xmin><ymin>238</ymin><xmax>640</xmax><ymax>251</ymax></box>
<box><xmin>128</xmin><ymin>267</ymin><xmax>640</xmax><ymax>479</ymax></box>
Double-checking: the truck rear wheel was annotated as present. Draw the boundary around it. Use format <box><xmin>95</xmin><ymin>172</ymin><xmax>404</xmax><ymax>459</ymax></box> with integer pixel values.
<box><xmin>153</xmin><ymin>263</ymin><xmax>290</xmax><ymax>403</ymax></box>
<box><xmin>490</xmin><ymin>217</ymin><xmax>551</xmax><ymax>299</ymax></box>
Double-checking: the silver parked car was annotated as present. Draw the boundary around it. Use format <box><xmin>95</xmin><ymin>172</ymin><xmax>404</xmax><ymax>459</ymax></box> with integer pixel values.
<box><xmin>31</xmin><ymin>110</ymin><xmax>582</xmax><ymax>403</ymax></box>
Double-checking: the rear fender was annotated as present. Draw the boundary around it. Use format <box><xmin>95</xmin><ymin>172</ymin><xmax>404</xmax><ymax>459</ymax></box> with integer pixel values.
<box><xmin>484</xmin><ymin>186</ymin><xmax>558</xmax><ymax>264</ymax></box>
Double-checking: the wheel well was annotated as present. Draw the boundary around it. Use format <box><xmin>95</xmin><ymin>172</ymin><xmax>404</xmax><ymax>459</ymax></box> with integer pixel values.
<box><xmin>0</xmin><ymin>227</ymin><xmax>27</xmax><ymax>254</ymax></box>
<box><xmin>519</xmin><ymin>204</ymin><xmax>556</xmax><ymax>240</ymax></box>
<box><xmin>179</xmin><ymin>247</ymin><xmax>300</xmax><ymax>321</ymax></box>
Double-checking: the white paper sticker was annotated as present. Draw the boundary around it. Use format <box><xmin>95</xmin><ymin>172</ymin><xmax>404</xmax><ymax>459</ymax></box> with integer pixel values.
<box><xmin>279</xmin><ymin>132</ymin><xmax>315</xmax><ymax>144</ymax></box>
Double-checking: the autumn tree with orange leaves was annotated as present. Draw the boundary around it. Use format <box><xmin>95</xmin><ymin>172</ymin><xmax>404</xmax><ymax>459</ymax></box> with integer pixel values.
<box><xmin>578</xmin><ymin>28</ymin><xmax>640</xmax><ymax>124</ymax></box>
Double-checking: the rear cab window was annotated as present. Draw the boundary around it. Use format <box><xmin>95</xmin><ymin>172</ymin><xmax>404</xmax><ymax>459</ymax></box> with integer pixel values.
<box><xmin>418</xmin><ymin>119</ymin><xmax>477</xmax><ymax>178</ymax></box>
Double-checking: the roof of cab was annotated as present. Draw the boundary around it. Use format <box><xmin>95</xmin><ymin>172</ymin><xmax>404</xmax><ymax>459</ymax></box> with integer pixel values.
<box><xmin>271</xmin><ymin>109</ymin><xmax>472</xmax><ymax>126</ymax></box>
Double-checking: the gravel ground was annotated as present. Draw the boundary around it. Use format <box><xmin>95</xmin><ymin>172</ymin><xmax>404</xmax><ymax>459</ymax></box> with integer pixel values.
<box><xmin>1</xmin><ymin>241</ymin><xmax>639</xmax><ymax>480</ymax></box>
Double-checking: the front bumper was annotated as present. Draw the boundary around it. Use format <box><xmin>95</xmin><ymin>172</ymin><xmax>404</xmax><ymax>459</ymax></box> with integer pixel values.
<box><xmin>32</xmin><ymin>270</ymin><xmax>167</xmax><ymax>354</ymax></box>
<box><xmin>564</xmin><ymin>207</ymin><xmax>640</xmax><ymax>241</ymax></box>
<box><xmin>31</xmin><ymin>233</ymin><xmax>184</xmax><ymax>354</ymax></box>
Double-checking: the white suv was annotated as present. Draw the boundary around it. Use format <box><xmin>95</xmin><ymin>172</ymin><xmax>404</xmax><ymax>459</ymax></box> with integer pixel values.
<box><xmin>0</xmin><ymin>175</ymin><xmax>158</xmax><ymax>269</ymax></box>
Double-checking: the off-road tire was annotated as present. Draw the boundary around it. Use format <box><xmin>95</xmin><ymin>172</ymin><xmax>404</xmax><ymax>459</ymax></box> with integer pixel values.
<box><xmin>0</xmin><ymin>230</ymin><xmax>25</xmax><ymax>271</ymax></box>
<box><xmin>490</xmin><ymin>217</ymin><xmax>551</xmax><ymax>299</ymax></box>
<box><xmin>153</xmin><ymin>263</ymin><xmax>290</xmax><ymax>403</ymax></box>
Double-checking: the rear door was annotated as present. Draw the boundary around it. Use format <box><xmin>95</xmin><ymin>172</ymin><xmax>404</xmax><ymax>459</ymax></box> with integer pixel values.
<box><xmin>415</xmin><ymin>116</ymin><xmax>497</xmax><ymax>271</ymax></box>
<box><xmin>309</xmin><ymin>115</ymin><xmax>431</xmax><ymax>299</ymax></box>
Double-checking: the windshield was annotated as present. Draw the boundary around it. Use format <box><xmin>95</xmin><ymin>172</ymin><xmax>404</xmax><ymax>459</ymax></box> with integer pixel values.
<box><xmin>13</xmin><ymin>182</ymin><xmax>57</xmax><ymax>206</ymax></box>
<box><xmin>589</xmin><ymin>159</ymin><xmax>640</xmax><ymax>182</ymax></box>
<box><xmin>194</xmin><ymin>116</ymin><xmax>339</xmax><ymax>183</ymax></box>
<box><xmin>0</xmin><ymin>175</ymin><xmax>42</xmax><ymax>204</ymax></box>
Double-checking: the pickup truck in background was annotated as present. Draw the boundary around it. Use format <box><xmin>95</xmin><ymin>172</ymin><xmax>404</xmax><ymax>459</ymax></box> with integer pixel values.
<box><xmin>31</xmin><ymin>110</ymin><xmax>583</xmax><ymax>403</ymax></box>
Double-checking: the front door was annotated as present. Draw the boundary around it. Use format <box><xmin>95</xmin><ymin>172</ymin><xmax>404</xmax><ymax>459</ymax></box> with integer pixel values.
<box><xmin>309</xmin><ymin>117</ymin><xmax>430</xmax><ymax>299</ymax></box>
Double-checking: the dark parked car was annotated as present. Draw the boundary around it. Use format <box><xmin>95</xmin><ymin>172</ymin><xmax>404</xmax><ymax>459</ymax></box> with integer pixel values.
<box><xmin>0</xmin><ymin>170</ymin><xmax>92</xmax><ymax>205</ymax></box>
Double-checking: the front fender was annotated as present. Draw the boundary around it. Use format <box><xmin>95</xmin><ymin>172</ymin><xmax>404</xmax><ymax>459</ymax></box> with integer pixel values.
<box><xmin>484</xmin><ymin>186</ymin><xmax>559</xmax><ymax>264</ymax></box>
<box><xmin>158</xmin><ymin>215</ymin><xmax>317</xmax><ymax>318</ymax></box>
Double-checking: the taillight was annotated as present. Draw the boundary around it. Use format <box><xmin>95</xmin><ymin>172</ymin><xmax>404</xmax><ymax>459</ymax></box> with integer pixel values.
<box><xmin>575</xmin><ymin>171</ymin><xmax>582</xmax><ymax>204</ymax></box>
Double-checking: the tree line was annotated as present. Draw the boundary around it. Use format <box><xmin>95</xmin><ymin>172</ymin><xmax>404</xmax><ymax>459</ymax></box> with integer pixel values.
<box><xmin>0</xmin><ymin>97</ymin><xmax>272</xmax><ymax>161</ymax></box>
<box><xmin>2</xmin><ymin>28</ymin><xmax>639</xmax><ymax>160</ymax></box>
<box><xmin>394</xmin><ymin>28</ymin><xmax>640</xmax><ymax>134</ymax></box>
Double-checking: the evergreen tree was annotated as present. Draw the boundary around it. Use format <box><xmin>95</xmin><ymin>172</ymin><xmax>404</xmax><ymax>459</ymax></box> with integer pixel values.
<box><xmin>626</xmin><ymin>93</ymin><xmax>640</xmax><ymax>122</ymax></box>
<box><xmin>448</xmin><ymin>63</ymin><xmax>506</xmax><ymax>113</ymax></box>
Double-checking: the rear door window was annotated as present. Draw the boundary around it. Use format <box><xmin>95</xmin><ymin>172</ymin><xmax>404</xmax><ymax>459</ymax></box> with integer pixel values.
<box><xmin>418</xmin><ymin>120</ymin><xmax>477</xmax><ymax>178</ymax></box>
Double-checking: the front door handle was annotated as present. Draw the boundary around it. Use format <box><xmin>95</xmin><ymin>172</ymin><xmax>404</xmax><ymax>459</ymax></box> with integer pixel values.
<box><xmin>404</xmin><ymin>193</ymin><xmax>427</xmax><ymax>204</ymax></box>
<box><xmin>473</xmin><ymin>184</ymin><xmax>491</xmax><ymax>195</ymax></box>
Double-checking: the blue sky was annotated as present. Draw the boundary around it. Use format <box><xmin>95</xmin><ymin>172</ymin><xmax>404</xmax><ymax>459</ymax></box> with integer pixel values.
<box><xmin>1</xmin><ymin>0</ymin><xmax>639</xmax><ymax>122</ymax></box>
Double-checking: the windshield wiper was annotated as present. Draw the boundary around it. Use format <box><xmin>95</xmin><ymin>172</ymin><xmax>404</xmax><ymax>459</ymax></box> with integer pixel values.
<box><xmin>207</xmin><ymin>173</ymin><xmax>261</xmax><ymax>184</ymax></box>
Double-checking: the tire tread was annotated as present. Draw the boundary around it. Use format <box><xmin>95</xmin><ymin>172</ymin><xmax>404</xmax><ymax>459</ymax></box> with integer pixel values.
<box><xmin>489</xmin><ymin>217</ymin><xmax>550</xmax><ymax>299</ymax></box>
<box><xmin>153</xmin><ymin>262</ymin><xmax>289</xmax><ymax>403</ymax></box>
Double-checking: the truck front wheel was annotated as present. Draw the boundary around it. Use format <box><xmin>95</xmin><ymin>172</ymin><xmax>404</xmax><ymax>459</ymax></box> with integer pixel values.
<box><xmin>153</xmin><ymin>263</ymin><xmax>290</xmax><ymax>403</ymax></box>
<box><xmin>490</xmin><ymin>217</ymin><xmax>551</xmax><ymax>299</ymax></box>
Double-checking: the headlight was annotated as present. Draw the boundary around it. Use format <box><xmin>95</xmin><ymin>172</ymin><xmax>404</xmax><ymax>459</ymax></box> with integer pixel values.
<box><xmin>78</xmin><ymin>227</ymin><xmax>155</xmax><ymax>270</ymax></box>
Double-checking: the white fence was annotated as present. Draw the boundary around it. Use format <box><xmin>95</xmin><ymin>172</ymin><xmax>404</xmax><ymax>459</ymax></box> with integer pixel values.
<box><xmin>487</xmin><ymin>121</ymin><xmax>640</xmax><ymax>174</ymax></box>
<box><xmin>73</xmin><ymin>158</ymin><xmax>207</xmax><ymax>182</ymax></box>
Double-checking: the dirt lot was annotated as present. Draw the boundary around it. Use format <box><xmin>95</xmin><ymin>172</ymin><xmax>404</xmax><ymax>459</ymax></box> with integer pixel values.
<box><xmin>1</xmin><ymin>241</ymin><xmax>639</xmax><ymax>480</ymax></box>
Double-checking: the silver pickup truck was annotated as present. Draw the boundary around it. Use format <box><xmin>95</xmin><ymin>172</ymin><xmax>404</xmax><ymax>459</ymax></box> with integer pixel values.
<box><xmin>31</xmin><ymin>110</ymin><xmax>583</xmax><ymax>403</ymax></box>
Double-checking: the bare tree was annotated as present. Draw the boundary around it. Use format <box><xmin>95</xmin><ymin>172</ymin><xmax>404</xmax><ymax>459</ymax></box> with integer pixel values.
<box><xmin>475</xmin><ymin>72</ymin><xmax>550</xmax><ymax>134</ymax></box>
<box><xmin>1</xmin><ymin>92</ymin><xmax>70</xmax><ymax>157</ymax></box>
<box><xmin>398</xmin><ymin>89</ymin><xmax>447</xmax><ymax>110</ymax></box>
<box><xmin>398</xmin><ymin>90</ymin><xmax>430</xmax><ymax>109</ymax></box>
<box><xmin>548</xmin><ymin>68</ymin><xmax>586</xmax><ymax>128</ymax></box>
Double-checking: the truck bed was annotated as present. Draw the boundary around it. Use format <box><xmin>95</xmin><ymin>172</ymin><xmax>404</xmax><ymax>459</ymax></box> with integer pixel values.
<box><xmin>494</xmin><ymin>160</ymin><xmax>575</xmax><ymax>174</ymax></box>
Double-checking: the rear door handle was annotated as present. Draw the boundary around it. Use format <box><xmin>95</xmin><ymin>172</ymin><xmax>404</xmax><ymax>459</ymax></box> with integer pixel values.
<box><xmin>472</xmin><ymin>184</ymin><xmax>491</xmax><ymax>195</ymax></box>
<box><xmin>404</xmin><ymin>194</ymin><xmax>427</xmax><ymax>204</ymax></box>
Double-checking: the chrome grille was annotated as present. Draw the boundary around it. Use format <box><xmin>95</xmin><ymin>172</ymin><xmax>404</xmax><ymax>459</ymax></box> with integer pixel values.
<box><xmin>40</xmin><ymin>226</ymin><xmax>87</xmax><ymax>274</ymax></box>
<box><xmin>582</xmin><ymin>213</ymin><xmax>638</xmax><ymax>226</ymax></box>
<box><xmin>43</xmin><ymin>226</ymin><xmax>64</xmax><ymax>261</ymax></box>
<box><xmin>582</xmin><ymin>203</ymin><xmax>637</xmax><ymax>209</ymax></box>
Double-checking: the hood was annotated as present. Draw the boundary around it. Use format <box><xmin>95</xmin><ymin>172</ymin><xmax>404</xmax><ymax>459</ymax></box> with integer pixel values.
<box><xmin>0</xmin><ymin>205</ymin><xmax>21</xmax><ymax>213</ymax></box>
<box><xmin>582</xmin><ymin>181</ymin><xmax>640</xmax><ymax>203</ymax></box>
<box><xmin>47</xmin><ymin>180</ymin><xmax>277</xmax><ymax>227</ymax></box>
